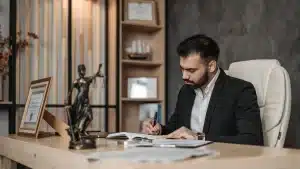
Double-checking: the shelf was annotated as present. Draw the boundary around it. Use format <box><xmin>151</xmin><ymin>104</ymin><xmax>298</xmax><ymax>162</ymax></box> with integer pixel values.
<box><xmin>122</xmin><ymin>98</ymin><xmax>162</xmax><ymax>103</ymax></box>
<box><xmin>0</xmin><ymin>101</ymin><xmax>12</xmax><ymax>105</ymax></box>
<box><xmin>119</xmin><ymin>0</ymin><xmax>165</xmax><ymax>132</ymax></box>
<box><xmin>122</xmin><ymin>59</ymin><xmax>162</xmax><ymax>67</ymax></box>
<box><xmin>122</xmin><ymin>21</ymin><xmax>162</xmax><ymax>33</ymax></box>
<box><xmin>0</xmin><ymin>101</ymin><xmax>13</xmax><ymax>109</ymax></box>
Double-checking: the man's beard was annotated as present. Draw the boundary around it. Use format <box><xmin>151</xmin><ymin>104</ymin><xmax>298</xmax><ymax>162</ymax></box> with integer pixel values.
<box><xmin>184</xmin><ymin>69</ymin><xmax>209</xmax><ymax>89</ymax></box>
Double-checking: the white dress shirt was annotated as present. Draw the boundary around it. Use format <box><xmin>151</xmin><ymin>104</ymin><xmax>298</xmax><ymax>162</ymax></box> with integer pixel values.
<box><xmin>190</xmin><ymin>68</ymin><xmax>220</xmax><ymax>133</ymax></box>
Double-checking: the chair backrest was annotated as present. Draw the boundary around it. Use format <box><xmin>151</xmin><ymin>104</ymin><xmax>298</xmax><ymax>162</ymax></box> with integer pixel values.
<box><xmin>226</xmin><ymin>59</ymin><xmax>291</xmax><ymax>148</ymax></box>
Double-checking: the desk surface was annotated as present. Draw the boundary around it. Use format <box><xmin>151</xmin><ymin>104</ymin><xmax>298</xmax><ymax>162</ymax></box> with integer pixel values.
<box><xmin>1</xmin><ymin>135</ymin><xmax>300</xmax><ymax>169</ymax></box>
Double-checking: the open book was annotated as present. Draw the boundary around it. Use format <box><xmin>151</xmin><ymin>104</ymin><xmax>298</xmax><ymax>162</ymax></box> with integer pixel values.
<box><xmin>106</xmin><ymin>132</ymin><xmax>163</xmax><ymax>140</ymax></box>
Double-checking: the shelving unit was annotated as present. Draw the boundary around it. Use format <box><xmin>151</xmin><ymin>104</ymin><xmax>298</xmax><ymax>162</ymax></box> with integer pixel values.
<box><xmin>122</xmin><ymin>21</ymin><xmax>163</xmax><ymax>32</ymax></box>
<box><xmin>122</xmin><ymin>59</ymin><xmax>162</xmax><ymax>67</ymax></box>
<box><xmin>118</xmin><ymin>0</ymin><xmax>165</xmax><ymax>132</ymax></box>
<box><xmin>121</xmin><ymin>98</ymin><xmax>162</xmax><ymax>103</ymax></box>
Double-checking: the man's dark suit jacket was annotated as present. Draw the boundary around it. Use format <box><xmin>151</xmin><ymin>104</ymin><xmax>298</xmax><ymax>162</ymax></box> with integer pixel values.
<box><xmin>161</xmin><ymin>68</ymin><xmax>264</xmax><ymax>146</ymax></box>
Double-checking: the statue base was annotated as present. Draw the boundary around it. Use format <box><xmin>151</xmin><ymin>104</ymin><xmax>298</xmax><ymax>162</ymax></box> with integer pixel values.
<box><xmin>68</xmin><ymin>136</ymin><xmax>96</xmax><ymax>150</ymax></box>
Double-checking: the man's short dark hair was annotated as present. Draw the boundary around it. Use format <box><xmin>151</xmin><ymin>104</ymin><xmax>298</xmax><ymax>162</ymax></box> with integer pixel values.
<box><xmin>176</xmin><ymin>34</ymin><xmax>220</xmax><ymax>61</ymax></box>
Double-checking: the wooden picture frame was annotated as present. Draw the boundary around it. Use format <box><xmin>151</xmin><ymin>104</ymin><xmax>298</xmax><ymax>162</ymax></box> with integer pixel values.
<box><xmin>127</xmin><ymin>76</ymin><xmax>158</xmax><ymax>99</ymax></box>
<box><xmin>124</xmin><ymin>0</ymin><xmax>158</xmax><ymax>25</ymax></box>
<box><xmin>17</xmin><ymin>77</ymin><xmax>52</xmax><ymax>138</ymax></box>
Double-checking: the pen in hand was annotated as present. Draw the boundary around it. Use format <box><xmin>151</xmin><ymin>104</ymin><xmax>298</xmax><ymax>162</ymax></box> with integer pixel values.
<box><xmin>152</xmin><ymin>112</ymin><xmax>158</xmax><ymax>127</ymax></box>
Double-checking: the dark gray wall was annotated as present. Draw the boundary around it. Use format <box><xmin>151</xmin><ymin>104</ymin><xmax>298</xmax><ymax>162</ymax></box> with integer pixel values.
<box><xmin>167</xmin><ymin>0</ymin><xmax>300</xmax><ymax>148</ymax></box>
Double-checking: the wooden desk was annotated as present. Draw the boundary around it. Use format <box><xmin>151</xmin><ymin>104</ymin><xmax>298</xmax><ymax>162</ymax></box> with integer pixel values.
<box><xmin>0</xmin><ymin>135</ymin><xmax>300</xmax><ymax>169</ymax></box>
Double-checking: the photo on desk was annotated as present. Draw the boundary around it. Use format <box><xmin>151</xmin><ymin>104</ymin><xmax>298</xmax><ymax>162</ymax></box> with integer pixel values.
<box><xmin>18</xmin><ymin>77</ymin><xmax>52</xmax><ymax>138</ymax></box>
<box><xmin>127</xmin><ymin>77</ymin><xmax>158</xmax><ymax>99</ymax></box>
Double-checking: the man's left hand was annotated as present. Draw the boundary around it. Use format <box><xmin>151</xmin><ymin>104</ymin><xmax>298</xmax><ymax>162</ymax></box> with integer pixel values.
<box><xmin>166</xmin><ymin>127</ymin><xmax>198</xmax><ymax>140</ymax></box>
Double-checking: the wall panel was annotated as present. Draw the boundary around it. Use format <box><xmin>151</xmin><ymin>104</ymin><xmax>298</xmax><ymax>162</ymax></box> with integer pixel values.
<box><xmin>167</xmin><ymin>0</ymin><xmax>300</xmax><ymax>148</ymax></box>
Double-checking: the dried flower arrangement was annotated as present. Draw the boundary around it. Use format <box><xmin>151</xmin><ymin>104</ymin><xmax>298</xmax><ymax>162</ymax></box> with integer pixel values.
<box><xmin>0</xmin><ymin>24</ymin><xmax>39</xmax><ymax>75</ymax></box>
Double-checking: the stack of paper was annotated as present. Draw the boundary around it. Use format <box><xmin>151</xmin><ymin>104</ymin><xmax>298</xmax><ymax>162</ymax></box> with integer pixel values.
<box><xmin>152</xmin><ymin>139</ymin><xmax>213</xmax><ymax>148</ymax></box>
<box><xmin>106</xmin><ymin>132</ymin><xmax>163</xmax><ymax>140</ymax></box>
<box><xmin>100</xmin><ymin>132</ymin><xmax>218</xmax><ymax>163</ymax></box>
<box><xmin>86</xmin><ymin>147</ymin><xmax>218</xmax><ymax>163</ymax></box>
<box><xmin>123</xmin><ymin>139</ymin><xmax>213</xmax><ymax>148</ymax></box>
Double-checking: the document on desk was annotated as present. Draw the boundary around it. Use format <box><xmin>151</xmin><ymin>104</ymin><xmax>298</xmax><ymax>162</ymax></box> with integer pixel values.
<box><xmin>106</xmin><ymin>132</ymin><xmax>163</xmax><ymax>140</ymax></box>
<box><xmin>123</xmin><ymin>139</ymin><xmax>213</xmax><ymax>148</ymax></box>
<box><xmin>151</xmin><ymin>139</ymin><xmax>213</xmax><ymax>148</ymax></box>
<box><xmin>86</xmin><ymin>147</ymin><xmax>218</xmax><ymax>163</ymax></box>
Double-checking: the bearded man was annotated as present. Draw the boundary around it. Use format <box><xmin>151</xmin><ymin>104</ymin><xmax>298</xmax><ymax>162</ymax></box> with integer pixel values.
<box><xmin>142</xmin><ymin>34</ymin><xmax>264</xmax><ymax>146</ymax></box>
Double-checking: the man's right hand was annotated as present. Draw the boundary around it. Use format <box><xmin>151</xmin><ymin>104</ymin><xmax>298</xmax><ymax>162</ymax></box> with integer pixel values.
<box><xmin>141</xmin><ymin>118</ymin><xmax>161</xmax><ymax>135</ymax></box>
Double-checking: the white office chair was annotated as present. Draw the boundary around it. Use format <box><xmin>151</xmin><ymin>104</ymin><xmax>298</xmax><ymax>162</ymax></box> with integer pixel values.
<box><xmin>226</xmin><ymin>59</ymin><xmax>291</xmax><ymax>148</ymax></box>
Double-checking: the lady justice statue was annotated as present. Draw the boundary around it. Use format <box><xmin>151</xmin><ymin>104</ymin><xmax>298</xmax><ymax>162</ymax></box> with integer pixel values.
<box><xmin>64</xmin><ymin>64</ymin><xmax>104</xmax><ymax>149</ymax></box>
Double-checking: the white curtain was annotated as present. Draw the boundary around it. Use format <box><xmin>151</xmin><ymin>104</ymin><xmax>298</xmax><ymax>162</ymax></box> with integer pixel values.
<box><xmin>16</xmin><ymin>0</ymin><xmax>106</xmax><ymax>132</ymax></box>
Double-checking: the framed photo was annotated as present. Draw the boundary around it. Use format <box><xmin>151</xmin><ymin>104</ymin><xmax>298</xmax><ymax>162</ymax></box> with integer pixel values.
<box><xmin>124</xmin><ymin>0</ymin><xmax>158</xmax><ymax>25</ymax></box>
<box><xmin>127</xmin><ymin>77</ymin><xmax>158</xmax><ymax>99</ymax></box>
<box><xmin>17</xmin><ymin>77</ymin><xmax>52</xmax><ymax>138</ymax></box>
